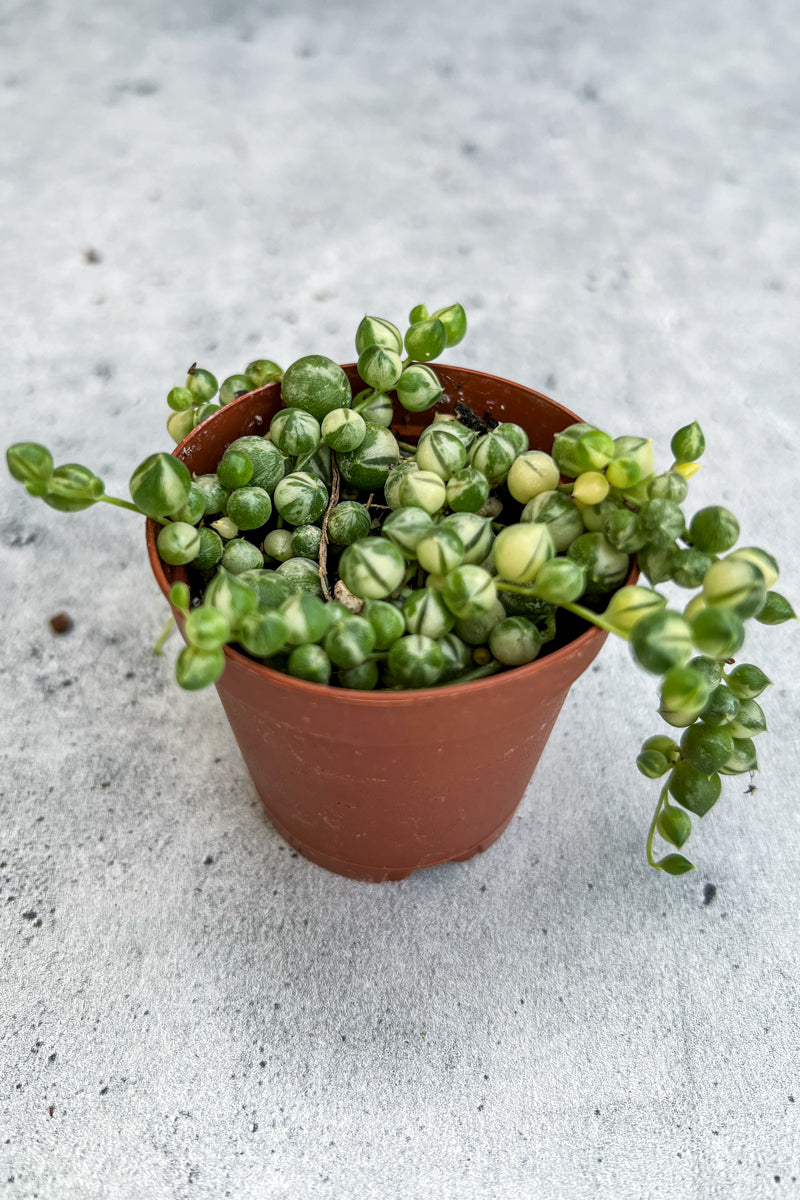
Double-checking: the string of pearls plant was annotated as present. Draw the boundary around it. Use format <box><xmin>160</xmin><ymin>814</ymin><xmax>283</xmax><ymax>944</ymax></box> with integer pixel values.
<box><xmin>7</xmin><ymin>303</ymin><xmax>795</xmax><ymax>876</ymax></box>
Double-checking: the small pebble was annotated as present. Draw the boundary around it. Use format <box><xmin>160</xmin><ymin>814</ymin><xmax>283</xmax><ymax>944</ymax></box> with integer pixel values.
<box><xmin>49</xmin><ymin>612</ymin><xmax>74</xmax><ymax>634</ymax></box>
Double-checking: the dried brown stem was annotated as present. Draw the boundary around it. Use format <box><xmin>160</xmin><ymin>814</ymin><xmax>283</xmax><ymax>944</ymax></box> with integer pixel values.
<box><xmin>318</xmin><ymin>455</ymin><xmax>341</xmax><ymax>601</ymax></box>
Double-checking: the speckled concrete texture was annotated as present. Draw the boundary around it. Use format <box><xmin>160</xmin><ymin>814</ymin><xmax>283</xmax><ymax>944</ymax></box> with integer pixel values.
<box><xmin>1</xmin><ymin>2</ymin><xmax>798</xmax><ymax>1197</ymax></box>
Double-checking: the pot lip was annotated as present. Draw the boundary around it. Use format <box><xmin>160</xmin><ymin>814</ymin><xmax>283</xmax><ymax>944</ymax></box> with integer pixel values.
<box><xmin>146</xmin><ymin>362</ymin><xmax>634</xmax><ymax>703</ymax></box>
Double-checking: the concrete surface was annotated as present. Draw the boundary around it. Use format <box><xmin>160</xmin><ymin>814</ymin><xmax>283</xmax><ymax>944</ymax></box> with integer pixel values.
<box><xmin>1</xmin><ymin>1</ymin><xmax>798</xmax><ymax>1197</ymax></box>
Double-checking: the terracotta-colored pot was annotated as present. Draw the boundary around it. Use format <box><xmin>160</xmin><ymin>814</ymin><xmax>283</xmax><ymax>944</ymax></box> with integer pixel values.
<box><xmin>147</xmin><ymin>365</ymin><xmax>618</xmax><ymax>881</ymax></box>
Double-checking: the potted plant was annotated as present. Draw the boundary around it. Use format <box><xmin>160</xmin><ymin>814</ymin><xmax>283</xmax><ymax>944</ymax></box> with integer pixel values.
<box><xmin>6</xmin><ymin>303</ymin><xmax>794</xmax><ymax>881</ymax></box>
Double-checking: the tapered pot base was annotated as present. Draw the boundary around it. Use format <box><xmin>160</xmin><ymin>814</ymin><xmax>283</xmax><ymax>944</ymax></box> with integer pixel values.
<box><xmin>262</xmin><ymin>802</ymin><xmax>520</xmax><ymax>882</ymax></box>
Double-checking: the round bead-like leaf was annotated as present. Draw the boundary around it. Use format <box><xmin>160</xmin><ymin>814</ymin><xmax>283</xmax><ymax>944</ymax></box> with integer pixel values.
<box><xmin>690</xmin><ymin>606</ymin><xmax>745</xmax><ymax>659</ymax></box>
<box><xmin>671</xmin><ymin>421</ymin><xmax>705</xmax><ymax>463</ymax></box>
<box><xmin>220</xmin><ymin>538</ymin><xmax>264</xmax><ymax>575</ymax></box>
<box><xmin>726</xmin><ymin>663</ymin><xmax>771</xmax><ymax>700</ymax></box>
<box><xmin>156</xmin><ymin>521</ymin><xmax>201</xmax><ymax>566</ymax></box>
<box><xmin>355</xmin><ymin>315</ymin><xmax>404</xmax><ymax>356</ymax></box>
<box><xmin>604</xmin><ymin>585</ymin><xmax>667</xmax><ymax>634</ymax></box>
<box><xmin>552</xmin><ymin>423</ymin><xmax>614</xmax><ymax>477</ymax></box>
<box><xmin>219</xmin><ymin>374</ymin><xmax>252</xmax><ymax>406</ymax></box>
<box><xmin>404</xmin><ymin>318</ymin><xmax>447</xmax><ymax>362</ymax></box>
<box><xmin>185</xmin><ymin>605</ymin><xmax>231</xmax><ymax>651</ymax></box>
<box><xmin>338</xmin><ymin>537</ymin><xmax>406</xmax><ymax>600</ymax></box>
<box><xmin>282</xmin><ymin>355</ymin><xmax>352</xmax><ymax>421</ymax></box>
<box><xmin>431</xmin><ymin>303</ymin><xmax>467</xmax><ymax>347</ymax></box>
<box><xmin>273</xmin><ymin>471</ymin><xmax>328</xmax><ymax>525</ymax></box>
<box><xmin>415</xmin><ymin>427</ymin><xmax>467</xmax><ymax>480</ymax></box>
<box><xmin>287</xmin><ymin>643</ymin><xmax>331</xmax><ymax>685</ymax></box>
<box><xmin>387</xmin><ymin>634</ymin><xmax>445</xmax><ymax>688</ymax></box>
<box><xmin>226</xmin><ymin>487</ymin><xmax>272</xmax><ymax>531</ymax></box>
<box><xmin>175</xmin><ymin>645</ymin><xmax>225</xmax><ymax>690</ymax></box>
<box><xmin>42</xmin><ymin>464</ymin><xmax>105</xmax><ymax>512</ymax></box>
<box><xmin>688</xmin><ymin>506</ymin><xmax>739</xmax><ymax>554</ymax></box>
<box><xmin>336</xmin><ymin>423</ymin><xmax>400</xmax><ymax>491</ymax></box>
<box><xmin>6</xmin><ymin>443</ymin><xmax>54</xmax><ymax>486</ymax></box>
<box><xmin>668</xmin><ymin>763</ymin><xmax>722</xmax><ymax>817</ymax></box>
<box><xmin>395</xmin><ymin>364</ymin><xmax>443</xmax><ymax>412</ymax></box>
<box><xmin>239</xmin><ymin>610</ymin><xmax>289</xmax><ymax>658</ymax></box>
<box><xmin>441</xmin><ymin>565</ymin><xmax>497</xmax><ymax>620</ymax></box>
<box><xmin>244</xmin><ymin>359</ymin><xmax>282</xmax><ymax>388</ymax></box>
<box><xmin>184</xmin><ymin>367</ymin><xmax>218</xmax><ymax>403</ymax></box>
<box><xmin>658</xmin><ymin>666</ymin><xmax>712</xmax><ymax>727</ymax></box>
<box><xmin>321</xmin><ymin>408</ymin><xmax>367</xmax><ymax>452</ymax></box>
<box><xmin>269</xmin><ymin>409</ymin><xmax>321</xmax><ymax>458</ymax></box>
<box><xmin>506</xmin><ymin>451</ymin><xmax>559</xmax><ymax>504</ymax></box>
<box><xmin>680</xmin><ymin>724</ymin><xmax>734</xmax><ymax>775</ymax></box>
<box><xmin>357</xmin><ymin>345</ymin><xmax>403</xmax><ymax>392</ymax></box>
<box><xmin>493</xmin><ymin>523</ymin><xmax>554</xmax><ymax>584</ymax></box>
<box><xmin>327</xmin><ymin>501</ymin><xmax>372</xmax><ymax>547</ymax></box>
<box><xmin>446</xmin><ymin>467</ymin><xmax>490</xmax><ymax>514</ymax></box>
<box><xmin>216</xmin><ymin>450</ymin><xmax>253</xmax><ymax>491</ymax></box>
<box><xmin>489</xmin><ymin>617</ymin><xmax>542</xmax><ymax>666</ymax></box>
<box><xmin>630</xmin><ymin>610</ymin><xmax>693</xmax><ymax>674</ymax></box>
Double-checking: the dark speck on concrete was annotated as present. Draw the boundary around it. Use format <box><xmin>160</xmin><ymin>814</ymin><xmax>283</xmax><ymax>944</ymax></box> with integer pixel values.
<box><xmin>461</xmin><ymin>141</ymin><xmax>478</xmax><ymax>156</ymax></box>
<box><xmin>6</xmin><ymin>524</ymin><xmax>38</xmax><ymax>547</ymax></box>
<box><xmin>204</xmin><ymin>855</ymin><xmax>214</xmax><ymax>865</ymax></box>
<box><xmin>21</xmin><ymin>910</ymin><xmax>37</xmax><ymax>921</ymax></box>
<box><xmin>84</xmin><ymin>248</ymin><xmax>102</xmax><ymax>264</ymax></box>
<box><xmin>703</xmin><ymin>883</ymin><xmax>717</xmax><ymax>905</ymax></box>
<box><xmin>100</xmin><ymin>1085</ymin><xmax>108</xmax><ymax>1095</ymax></box>
<box><xmin>49</xmin><ymin>612</ymin><xmax>73</xmax><ymax>634</ymax></box>
<box><xmin>580</xmin><ymin>83</ymin><xmax>599</xmax><ymax>101</ymax></box>
<box><xmin>94</xmin><ymin>362</ymin><xmax>115</xmax><ymax>380</ymax></box>
<box><xmin>115</xmin><ymin>79</ymin><xmax>160</xmax><ymax>96</ymax></box>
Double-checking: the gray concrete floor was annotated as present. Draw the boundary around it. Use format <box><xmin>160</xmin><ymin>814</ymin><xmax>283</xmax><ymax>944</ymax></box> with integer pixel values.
<box><xmin>1</xmin><ymin>2</ymin><xmax>798</xmax><ymax>1197</ymax></box>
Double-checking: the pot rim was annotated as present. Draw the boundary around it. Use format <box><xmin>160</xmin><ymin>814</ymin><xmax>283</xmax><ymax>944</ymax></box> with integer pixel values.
<box><xmin>146</xmin><ymin>363</ymin><xmax>632</xmax><ymax>704</ymax></box>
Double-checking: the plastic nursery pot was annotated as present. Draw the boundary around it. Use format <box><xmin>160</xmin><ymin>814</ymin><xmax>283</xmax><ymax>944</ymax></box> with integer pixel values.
<box><xmin>147</xmin><ymin>365</ymin><xmax>623</xmax><ymax>882</ymax></box>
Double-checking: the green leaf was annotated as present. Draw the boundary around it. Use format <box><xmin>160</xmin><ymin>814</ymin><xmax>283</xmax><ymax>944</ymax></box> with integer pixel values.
<box><xmin>175</xmin><ymin>645</ymin><xmax>225</xmax><ymax>690</ymax></box>
<box><xmin>657</xmin><ymin>806</ymin><xmax>692</xmax><ymax>849</ymax></box>
<box><xmin>668</xmin><ymin>763</ymin><xmax>722</xmax><ymax>816</ymax></box>
<box><xmin>726</xmin><ymin>664</ymin><xmax>772</xmax><ymax>699</ymax></box>
<box><xmin>404</xmin><ymin>317</ymin><xmax>448</xmax><ymax>363</ymax></box>
<box><xmin>431</xmin><ymin>303</ymin><xmax>468</xmax><ymax>347</ymax></box>
<box><xmin>656</xmin><ymin>853</ymin><xmax>695</xmax><ymax>875</ymax></box>
<box><xmin>42</xmin><ymin>464</ymin><xmax>105</xmax><ymax>512</ymax></box>
<box><xmin>670</xmin><ymin>421</ymin><xmax>705</xmax><ymax>463</ymax></box>
<box><xmin>129</xmin><ymin>452</ymin><xmax>192</xmax><ymax>520</ymax></box>
<box><xmin>168</xmin><ymin>582</ymin><xmax>191</xmax><ymax>615</ymax></box>
<box><xmin>755</xmin><ymin>591</ymin><xmax>796</xmax><ymax>625</ymax></box>
<box><xmin>6</xmin><ymin>442</ymin><xmax>54</xmax><ymax>485</ymax></box>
